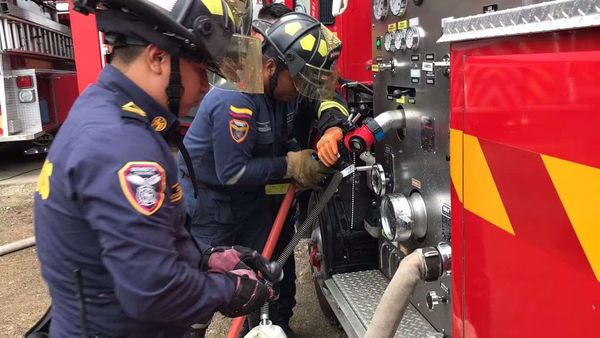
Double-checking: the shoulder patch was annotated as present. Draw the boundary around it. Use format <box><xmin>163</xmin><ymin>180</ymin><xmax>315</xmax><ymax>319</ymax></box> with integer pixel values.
<box><xmin>118</xmin><ymin>162</ymin><xmax>166</xmax><ymax>216</ymax></box>
<box><xmin>229</xmin><ymin>119</ymin><xmax>250</xmax><ymax>143</ymax></box>
<box><xmin>229</xmin><ymin>105</ymin><xmax>253</xmax><ymax>120</ymax></box>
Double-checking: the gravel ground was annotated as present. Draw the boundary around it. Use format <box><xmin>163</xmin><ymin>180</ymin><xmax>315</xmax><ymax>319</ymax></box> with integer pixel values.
<box><xmin>0</xmin><ymin>182</ymin><xmax>346</xmax><ymax>338</ymax></box>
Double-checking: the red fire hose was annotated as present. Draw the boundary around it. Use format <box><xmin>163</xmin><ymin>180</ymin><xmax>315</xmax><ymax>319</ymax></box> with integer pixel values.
<box><xmin>226</xmin><ymin>183</ymin><xmax>297</xmax><ymax>338</ymax></box>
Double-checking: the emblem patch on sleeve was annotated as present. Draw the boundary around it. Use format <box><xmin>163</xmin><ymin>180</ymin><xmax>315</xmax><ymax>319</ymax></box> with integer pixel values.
<box><xmin>118</xmin><ymin>162</ymin><xmax>166</xmax><ymax>216</ymax></box>
<box><xmin>229</xmin><ymin>119</ymin><xmax>249</xmax><ymax>143</ymax></box>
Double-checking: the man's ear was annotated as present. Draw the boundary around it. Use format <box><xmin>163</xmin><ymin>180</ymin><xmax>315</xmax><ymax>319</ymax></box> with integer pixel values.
<box><xmin>265</xmin><ymin>58</ymin><xmax>277</xmax><ymax>76</ymax></box>
<box><xmin>146</xmin><ymin>45</ymin><xmax>169</xmax><ymax>75</ymax></box>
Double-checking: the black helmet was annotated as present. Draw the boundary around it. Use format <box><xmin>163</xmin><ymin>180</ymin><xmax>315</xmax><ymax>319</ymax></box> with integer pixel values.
<box><xmin>257</xmin><ymin>12</ymin><xmax>342</xmax><ymax>99</ymax></box>
<box><xmin>73</xmin><ymin>0</ymin><xmax>263</xmax><ymax>94</ymax></box>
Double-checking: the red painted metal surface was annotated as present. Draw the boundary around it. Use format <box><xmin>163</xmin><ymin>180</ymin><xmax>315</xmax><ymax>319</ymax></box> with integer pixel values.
<box><xmin>451</xmin><ymin>28</ymin><xmax>600</xmax><ymax>337</ymax></box>
<box><xmin>308</xmin><ymin>0</ymin><xmax>372</xmax><ymax>83</ymax></box>
<box><xmin>54</xmin><ymin>74</ymin><xmax>79</xmax><ymax>124</ymax></box>
<box><xmin>69</xmin><ymin>5</ymin><xmax>102</xmax><ymax>93</ymax></box>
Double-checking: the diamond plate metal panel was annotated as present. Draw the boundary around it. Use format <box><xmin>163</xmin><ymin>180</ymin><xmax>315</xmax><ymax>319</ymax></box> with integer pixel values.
<box><xmin>332</xmin><ymin>270</ymin><xmax>438</xmax><ymax>337</ymax></box>
<box><xmin>4</xmin><ymin>69</ymin><xmax>41</xmax><ymax>137</ymax></box>
<box><xmin>438</xmin><ymin>0</ymin><xmax>600</xmax><ymax>43</ymax></box>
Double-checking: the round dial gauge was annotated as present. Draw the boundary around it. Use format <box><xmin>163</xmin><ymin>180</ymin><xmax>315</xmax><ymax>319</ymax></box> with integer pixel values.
<box><xmin>394</xmin><ymin>29</ymin><xmax>406</xmax><ymax>51</ymax></box>
<box><xmin>405</xmin><ymin>26</ymin><xmax>421</xmax><ymax>50</ymax></box>
<box><xmin>373</xmin><ymin>0</ymin><xmax>389</xmax><ymax>21</ymax></box>
<box><xmin>390</xmin><ymin>0</ymin><xmax>407</xmax><ymax>17</ymax></box>
<box><xmin>383</xmin><ymin>31</ymin><xmax>394</xmax><ymax>52</ymax></box>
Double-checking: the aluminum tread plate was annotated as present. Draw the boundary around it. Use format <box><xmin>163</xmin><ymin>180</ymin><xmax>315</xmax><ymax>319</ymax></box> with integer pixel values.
<box><xmin>438</xmin><ymin>0</ymin><xmax>600</xmax><ymax>43</ymax></box>
<box><xmin>331</xmin><ymin>270</ymin><xmax>438</xmax><ymax>337</ymax></box>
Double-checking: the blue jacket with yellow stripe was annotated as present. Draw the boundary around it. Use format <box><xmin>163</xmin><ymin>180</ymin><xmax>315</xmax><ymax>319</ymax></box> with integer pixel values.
<box><xmin>181</xmin><ymin>87</ymin><xmax>299</xmax><ymax>189</ymax></box>
<box><xmin>34</xmin><ymin>65</ymin><xmax>234</xmax><ymax>338</ymax></box>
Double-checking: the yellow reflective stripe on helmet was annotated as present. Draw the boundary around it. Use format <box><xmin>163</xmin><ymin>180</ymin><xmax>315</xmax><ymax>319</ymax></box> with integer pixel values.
<box><xmin>300</xmin><ymin>34</ymin><xmax>317</xmax><ymax>52</ymax></box>
<box><xmin>318</xmin><ymin>40</ymin><xmax>328</xmax><ymax>57</ymax></box>
<box><xmin>201</xmin><ymin>0</ymin><xmax>224</xmax><ymax>16</ymax></box>
<box><xmin>284</xmin><ymin>22</ymin><xmax>302</xmax><ymax>36</ymax></box>
<box><xmin>318</xmin><ymin>100</ymin><xmax>349</xmax><ymax>119</ymax></box>
<box><xmin>226</xmin><ymin>5</ymin><xmax>235</xmax><ymax>25</ymax></box>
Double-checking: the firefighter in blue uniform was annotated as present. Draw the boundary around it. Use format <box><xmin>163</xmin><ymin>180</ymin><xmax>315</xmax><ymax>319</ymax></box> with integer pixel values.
<box><xmin>180</xmin><ymin>12</ymin><xmax>342</xmax><ymax>333</ymax></box>
<box><xmin>33</xmin><ymin>1</ymin><xmax>277</xmax><ymax>337</ymax></box>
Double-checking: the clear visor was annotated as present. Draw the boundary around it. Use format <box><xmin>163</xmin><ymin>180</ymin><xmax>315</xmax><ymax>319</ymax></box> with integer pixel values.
<box><xmin>210</xmin><ymin>34</ymin><xmax>264</xmax><ymax>94</ymax></box>
<box><xmin>293</xmin><ymin>63</ymin><xmax>339</xmax><ymax>100</ymax></box>
<box><xmin>224</xmin><ymin>0</ymin><xmax>252</xmax><ymax>34</ymax></box>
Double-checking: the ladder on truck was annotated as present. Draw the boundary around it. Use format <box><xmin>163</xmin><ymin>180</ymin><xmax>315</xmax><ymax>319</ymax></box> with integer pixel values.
<box><xmin>0</xmin><ymin>2</ymin><xmax>73</xmax><ymax>60</ymax></box>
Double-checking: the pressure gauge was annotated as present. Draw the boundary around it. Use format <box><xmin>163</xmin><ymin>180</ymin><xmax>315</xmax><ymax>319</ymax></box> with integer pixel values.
<box><xmin>394</xmin><ymin>29</ymin><xmax>406</xmax><ymax>51</ymax></box>
<box><xmin>390</xmin><ymin>0</ymin><xmax>407</xmax><ymax>17</ymax></box>
<box><xmin>383</xmin><ymin>31</ymin><xmax>394</xmax><ymax>52</ymax></box>
<box><xmin>405</xmin><ymin>26</ymin><xmax>421</xmax><ymax>50</ymax></box>
<box><xmin>373</xmin><ymin>0</ymin><xmax>389</xmax><ymax>21</ymax></box>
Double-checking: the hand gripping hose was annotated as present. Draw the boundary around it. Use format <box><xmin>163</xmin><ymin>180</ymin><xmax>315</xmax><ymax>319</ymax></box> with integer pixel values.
<box><xmin>227</xmin><ymin>171</ymin><xmax>344</xmax><ymax>338</ymax></box>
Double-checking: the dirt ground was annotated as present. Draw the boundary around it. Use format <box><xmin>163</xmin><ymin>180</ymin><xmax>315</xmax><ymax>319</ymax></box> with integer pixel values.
<box><xmin>0</xmin><ymin>182</ymin><xmax>346</xmax><ymax>338</ymax></box>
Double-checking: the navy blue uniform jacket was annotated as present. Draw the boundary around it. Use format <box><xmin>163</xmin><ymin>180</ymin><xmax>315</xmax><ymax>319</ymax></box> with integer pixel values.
<box><xmin>34</xmin><ymin>65</ymin><xmax>234</xmax><ymax>338</ymax></box>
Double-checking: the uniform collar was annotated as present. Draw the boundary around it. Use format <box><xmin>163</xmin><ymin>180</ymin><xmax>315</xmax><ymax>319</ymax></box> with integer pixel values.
<box><xmin>98</xmin><ymin>64</ymin><xmax>179</xmax><ymax>135</ymax></box>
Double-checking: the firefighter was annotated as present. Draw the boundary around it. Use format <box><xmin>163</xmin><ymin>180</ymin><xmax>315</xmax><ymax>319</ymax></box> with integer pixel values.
<box><xmin>33</xmin><ymin>1</ymin><xmax>277</xmax><ymax>337</ymax></box>
<box><xmin>180</xmin><ymin>11</ymin><xmax>341</xmax><ymax>333</ymax></box>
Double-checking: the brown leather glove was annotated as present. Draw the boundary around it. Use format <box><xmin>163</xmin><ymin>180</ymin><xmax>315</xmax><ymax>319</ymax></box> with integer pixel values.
<box><xmin>286</xmin><ymin>149</ymin><xmax>331</xmax><ymax>191</ymax></box>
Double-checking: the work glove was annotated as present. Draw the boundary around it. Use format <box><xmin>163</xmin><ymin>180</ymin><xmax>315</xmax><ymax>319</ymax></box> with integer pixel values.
<box><xmin>285</xmin><ymin>149</ymin><xmax>331</xmax><ymax>191</ymax></box>
<box><xmin>203</xmin><ymin>246</ymin><xmax>282</xmax><ymax>283</ymax></box>
<box><xmin>219</xmin><ymin>269</ymin><xmax>277</xmax><ymax>318</ymax></box>
<box><xmin>316</xmin><ymin>127</ymin><xmax>343</xmax><ymax>167</ymax></box>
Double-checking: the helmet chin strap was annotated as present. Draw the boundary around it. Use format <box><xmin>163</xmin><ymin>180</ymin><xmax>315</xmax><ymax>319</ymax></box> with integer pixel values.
<box><xmin>167</xmin><ymin>56</ymin><xmax>199</xmax><ymax>199</ymax></box>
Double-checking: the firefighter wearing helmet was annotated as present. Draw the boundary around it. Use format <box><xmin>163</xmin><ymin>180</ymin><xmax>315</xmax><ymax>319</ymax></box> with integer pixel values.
<box><xmin>33</xmin><ymin>1</ymin><xmax>277</xmax><ymax>337</ymax></box>
<box><xmin>179</xmin><ymin>11</ymin><xmax>342</xmax><ymax>333</ymax></box>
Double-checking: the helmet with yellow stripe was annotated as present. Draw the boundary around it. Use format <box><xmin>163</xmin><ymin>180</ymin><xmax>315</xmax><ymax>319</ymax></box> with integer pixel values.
<box><xmin>256</xmin><ymin>12</ymin><xmax>342</xmax><ymax>99</ymax></box>
<box><xmin>73</xmin><ymin>0</ymin><xmax>263</xmax><ymax>93</ymax></box>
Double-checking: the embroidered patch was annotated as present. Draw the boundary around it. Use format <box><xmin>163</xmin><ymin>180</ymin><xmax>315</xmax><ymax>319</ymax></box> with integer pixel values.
<box><xmin>118</xmin><ymin>162</ymin><xmax>166</xmax><ymax>216</ymax></box>
<box><xmin>229</xmin><ymin>105</ymin><xmax>253</xmax><ymax>120</ymax></box>
<box><xmin>151</xmin><ymin>116</ymin><xmax>167</xmax><ymax>132</ymax></box>
<box><xmin>229</xmin><ymin>119</ymin><xmax>250</xmax><ymax>143</ymax></box>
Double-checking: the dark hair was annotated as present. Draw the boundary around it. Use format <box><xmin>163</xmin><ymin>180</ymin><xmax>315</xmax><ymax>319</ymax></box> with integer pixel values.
<box><xmin>257</xmin><ymin>3</ymin><xmax>291</xmax><ymax>21</ymax></box>
<box><xmin>110</xmin><ymin>45</ymin><xmax>146</xmax><ymax>65</ymax></box>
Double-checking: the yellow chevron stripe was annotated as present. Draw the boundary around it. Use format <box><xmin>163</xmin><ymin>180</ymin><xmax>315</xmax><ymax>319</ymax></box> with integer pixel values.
<box><xmin>450</xmin><ymin>128</ymin><xmax>463</xmax><ymax>203</ymax></box>
<box><xmin>121</xmin><ymin>102</ymin><xmax>146</xmax><ymax>117</ymax></box>
<box><xmin>318</xmin><ymin>100</ymin><xmax>349</xmax><ymax>118</ymax></box>
<box><xmin>464</xmin><ymin>133</ymin><xmax>515</xmax><ymax>235</ymax></box>
<box><xmin>542</xmin><ymin>155</ymin><xmax>600</xmax><ymax>282</ymax></box>
<box><xmin>230</xmin><ymin>105</ymin><xmax>253</xmax><ymax>116</ymax></box>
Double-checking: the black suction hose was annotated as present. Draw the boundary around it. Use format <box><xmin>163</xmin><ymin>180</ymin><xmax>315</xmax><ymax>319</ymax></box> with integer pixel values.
<box><xmin>276</xmin><ymin>171</ymin><xmax>343</xmax><ymax>266</ymax></box>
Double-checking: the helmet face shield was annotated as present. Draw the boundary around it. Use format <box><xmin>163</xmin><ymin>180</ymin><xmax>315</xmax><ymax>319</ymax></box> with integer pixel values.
<box><xmin>210</xmin><ymin>34</ymin><xmax>264</xmax><ymax>94</ymax></box>
<box><xmin>224</xmin><ymin>0</ymin><xmax>252</xmax><ymax>34</ymax></box>
<box><xmin>292</xmin><ymin>63</ymin><xmax>339</xmax><ymax>100</ymax></box>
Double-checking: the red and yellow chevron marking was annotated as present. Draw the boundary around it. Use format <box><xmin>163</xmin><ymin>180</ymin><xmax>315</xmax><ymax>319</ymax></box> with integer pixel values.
<box><xmin>450</xmin><ymin>129</ymin><xmax>514</xmax><ymax>235</ymax></box>
<box><xmin>452</xmin><ymin>128</ymin><xmax>600</xmax><ymax>282</ymax></box>
<box><xmin>542</xmin><ymin>155</ymin><xmax>600</xmax><ymax>282</ymax></box>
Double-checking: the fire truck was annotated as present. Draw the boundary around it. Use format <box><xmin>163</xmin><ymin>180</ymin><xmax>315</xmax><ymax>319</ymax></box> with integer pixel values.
<box><xmin>303</xmin><ymin>0</ymin><xmax>600</xmax><ymax>337</ymax></box>
<box><xmin>0</xmin><ymin>0</ymin><xmax>77</xmax><ymax>152</ymax></box>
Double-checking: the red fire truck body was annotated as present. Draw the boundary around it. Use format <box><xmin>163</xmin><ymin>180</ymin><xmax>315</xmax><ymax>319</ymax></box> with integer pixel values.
<box><xmin>0</xmin><ymin>0</ymin><xmax>77</xmax><ymax>148</ymax></box>
<box><xmin>447</xmin><ymin>16</ymin><xmax>600</xmax><ymax>338</ymax></box>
